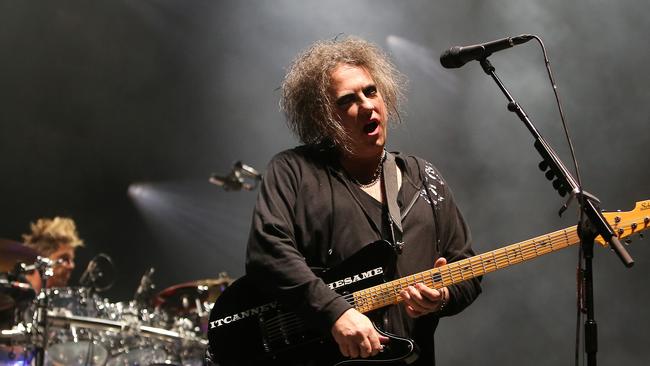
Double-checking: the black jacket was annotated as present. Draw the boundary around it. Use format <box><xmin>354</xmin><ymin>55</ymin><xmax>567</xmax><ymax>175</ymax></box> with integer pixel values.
<box><xmin>246</xmin><ymin>145</ymin><xmax>481</xmax><ymax>365</ymax></box>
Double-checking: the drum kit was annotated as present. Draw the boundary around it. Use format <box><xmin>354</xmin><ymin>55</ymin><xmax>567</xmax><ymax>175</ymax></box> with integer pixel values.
<box><xmin>0</xmin><ymin>239</ymin><xmax>231</xmax><ymax>365</ymax></box>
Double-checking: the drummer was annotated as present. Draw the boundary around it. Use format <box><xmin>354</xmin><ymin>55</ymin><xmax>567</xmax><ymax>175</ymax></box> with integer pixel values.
<box><xmin>21</xmin><ymin>217</ymin><xmax>84</xmax><ymax>292</ymax></box>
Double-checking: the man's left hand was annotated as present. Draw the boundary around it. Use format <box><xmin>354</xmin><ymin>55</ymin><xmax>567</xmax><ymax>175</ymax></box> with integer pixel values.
<box><xmin>400</xmin><ymin>257</ymin><xmax>449</xmax><ymax>318</ymax></box>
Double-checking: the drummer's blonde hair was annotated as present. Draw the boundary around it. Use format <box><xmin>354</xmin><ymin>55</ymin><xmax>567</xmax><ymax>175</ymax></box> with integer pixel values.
<box><xmin>22</xmin><ymin>217</ymin><xmax>84</xmax><ymax>256</ymax></box>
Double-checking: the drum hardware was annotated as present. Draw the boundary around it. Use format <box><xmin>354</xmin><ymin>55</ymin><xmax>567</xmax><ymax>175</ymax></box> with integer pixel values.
<box><xmin>79</xmin><ymin>253</ymin><xmax>116</xmax><ymax>294</ymax></box>
<box><xmin>134</xmin><ymin>267</ymin><xmax>156</xmax><ymax>309</ymax></box>
<box><xmin>2</xmin><ymin>239</ymin><xmax>229</xmax><ymax>366</ymax></box>
<box><xmin>154</xmin><ymin>273</ymin><xmax>232</xmax><ymax>317</ymax></box>
<box><xmin>29</xmin><ymin>256</ymin><xmax>55</xmax><ymax>366</ymax></box>
<box><xmin>210</xmin><ymin>161</ymin><xmax>262</xmax><ymax>191</ymax></box>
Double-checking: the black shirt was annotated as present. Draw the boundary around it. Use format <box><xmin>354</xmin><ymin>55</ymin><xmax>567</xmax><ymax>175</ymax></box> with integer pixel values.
<box><xmin>246</xmin><ymin>145</ymin><xmax>481</xmax><ymax>365</ymax></box>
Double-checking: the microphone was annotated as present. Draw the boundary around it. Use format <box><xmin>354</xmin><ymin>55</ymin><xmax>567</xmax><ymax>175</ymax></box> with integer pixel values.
<box><xmin>210</xmin><ymin>161</ymin><xmax>262</xmax><ymax>191</ymax></box>
<box><xmin>440</xmin><ymin>34</ymin><xmax>534</xmax><ymax>69</ymax></box>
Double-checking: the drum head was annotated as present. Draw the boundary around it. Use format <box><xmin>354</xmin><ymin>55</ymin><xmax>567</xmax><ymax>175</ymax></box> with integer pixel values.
<box><xmin>106</xmin><ymin>347</ymin><xmax>169</xmax><ymax>366</ymax></box>
<box><xmin>46</xmin><ymin>341</ymin><xmax>108</xmax><ymax>366</ymax></box>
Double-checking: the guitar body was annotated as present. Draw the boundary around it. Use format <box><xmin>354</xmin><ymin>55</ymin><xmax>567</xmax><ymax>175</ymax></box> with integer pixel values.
<box><xmin>207</xmin><ymin>240</ymin><xmax>418</xmax><ymax>366</ymax></box>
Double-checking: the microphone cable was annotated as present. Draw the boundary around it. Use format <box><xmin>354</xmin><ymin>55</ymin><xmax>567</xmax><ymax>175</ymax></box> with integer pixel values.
<box><xmin>530</xmin><ymin>35</ymin><xmax>585</xmax><ymax>366</ymax></box>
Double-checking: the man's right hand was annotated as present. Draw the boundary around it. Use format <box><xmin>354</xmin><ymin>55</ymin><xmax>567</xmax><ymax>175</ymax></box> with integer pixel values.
<box><xmin>330</xmin><ymin>308</ymin><xmax>388</xmax><ymax>359</ymax></box>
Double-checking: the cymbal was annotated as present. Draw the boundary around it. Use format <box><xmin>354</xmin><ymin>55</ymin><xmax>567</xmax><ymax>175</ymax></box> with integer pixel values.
<box><xmin>154</xmin><ymin>276</ymin><xmax>232</xmax><ymax>314</ymax></box>
<box><xmin>0</xmin><ymin>278</ymin><xmax>35</xmax><ymax>312</ymax></box>
<box><xmin>0</xmin><ymin>238</ymin><xmax>38</xmax><ymax>272</ymax></box>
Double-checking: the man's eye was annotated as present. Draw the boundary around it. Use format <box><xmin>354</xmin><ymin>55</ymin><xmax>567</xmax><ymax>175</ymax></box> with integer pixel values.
<box><xmin>364</xmin><ymin>86</ymin><xmax>377</xmax><ymax>97</ymax></box>
<box><xmin>336</xmin><ymin>95</ymin><xmax>355</xmax><ymax>107</ymax></box>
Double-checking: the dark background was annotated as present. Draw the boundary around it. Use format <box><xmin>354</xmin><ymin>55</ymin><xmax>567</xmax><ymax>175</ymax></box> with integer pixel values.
<box><xmin>1</xmin><ymin>1</ymin><xmax>648</xmax><ymax>364</ymax></box>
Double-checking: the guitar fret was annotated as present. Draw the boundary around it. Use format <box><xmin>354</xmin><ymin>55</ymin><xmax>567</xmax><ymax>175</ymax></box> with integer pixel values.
<box><xmin>478</xmin><ymin>254</ymin><xmax>486</xmax><ymax>275</ymax></box>
<box><xmin>458</xmin><ymin>263</ymin><xmax>465</xmax><ymax>281</ymax></box>
<box><xmin>522</xmin><ymin>243</ymin><xmax>535</xmax><ymax>261</ymax></box>
<box><xmin>491</xmin><ymin>251</ymin><xmax>499</xmax><ymax>270</ymax></box>
<box><xmin>431</xmin><ymin>270</ymin><xmax>443</xmax><ymax>285</ymax></box>
<box><xmin>446</xmin><ymin>264</ymin><xmax>455</xmax><ymax>284</ymax></box>
<box><xmin>468</xmin><ymin>258</ymin><xmax>476</xmax><ymax>278</ymax></box>
<box><xmin>563</xmin><ymin>229</ymin><xmax>570</xmax><ymax>249</ymax></box>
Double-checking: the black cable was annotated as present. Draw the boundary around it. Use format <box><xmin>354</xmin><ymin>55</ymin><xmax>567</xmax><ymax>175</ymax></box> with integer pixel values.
<box><xmin>531</xmin><ymin>35</ymin><xmax>585</xmax><ymax>366</ymax></box>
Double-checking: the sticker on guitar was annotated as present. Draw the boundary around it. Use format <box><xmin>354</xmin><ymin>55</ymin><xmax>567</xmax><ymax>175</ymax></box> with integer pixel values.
<box><xmin>327</xmin><ymin>267</ymin><xmax>383</xmax><ymax>290</ymax></box>
<box><xmin>209</xmin><ymin>301</ymin><xmax>279</xmax><ymax>329</ymax></box>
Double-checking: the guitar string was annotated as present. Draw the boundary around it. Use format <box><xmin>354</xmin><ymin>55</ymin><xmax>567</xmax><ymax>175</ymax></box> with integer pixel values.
<box><xmin>261</xmin><ymin>220</ymin><xmax>639</xmax><ymax>341</ymax></box>
<box><xmin>352</xmin><ymin>218</ymin><xmax>640</xmax><ymax>312</ymax></box>
<box><xmin>263</xmin><ymin>220</ymin><xmax>639</xmax><ymax>340</ymax></box>
<box><xmin>265</xmin><ymin>224</ymin><xmax>611</xmax><ymax>340</ymax></box>
<box><xmin>354</xmin><ymin>229</ymin><xmax>579</xmax><ymax>311</ymax></box>
<box><xmin>264</xmin><ymin>231</ymin><xmax>574</xmax><ymax>340</ymax></box>
<box><xmin>265</xmin><ymin>224</ymin><xmax>640</xmax><ymax>343</ymax></box>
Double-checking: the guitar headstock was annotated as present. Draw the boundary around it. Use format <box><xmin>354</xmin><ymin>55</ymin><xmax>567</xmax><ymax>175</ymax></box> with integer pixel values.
<box><xmin>598</xmin><ymin>200</ymin><xmax>650</xmax><ymax>246</ymax></box>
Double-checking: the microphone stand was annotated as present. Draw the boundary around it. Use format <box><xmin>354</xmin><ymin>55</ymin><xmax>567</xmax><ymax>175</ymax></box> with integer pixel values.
<box><xmin>477</xmin><ymin>57</ymin><xmax>634</xmax><ymax>366</ymax></box>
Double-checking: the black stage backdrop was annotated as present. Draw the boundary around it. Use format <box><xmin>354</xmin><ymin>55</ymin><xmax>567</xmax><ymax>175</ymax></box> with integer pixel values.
<box><xmin>1</xmin><ymin>1</ymin><xmax>648</xmax><ymax>365</ymax></box>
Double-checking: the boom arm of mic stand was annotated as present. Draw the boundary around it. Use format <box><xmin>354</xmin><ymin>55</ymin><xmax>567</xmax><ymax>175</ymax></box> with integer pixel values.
<box><xmin>478</xmin><ymin>57</ymin><xmax>634</xmax><ymax>268</ymax></box>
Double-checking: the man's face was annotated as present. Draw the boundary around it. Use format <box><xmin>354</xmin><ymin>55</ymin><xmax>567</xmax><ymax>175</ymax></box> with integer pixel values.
<box><xmin>46</xmin><ymin>244</ymin><xmax>75</xmax><ymax>288</ymax></box>
<box><xmin>328</xmin><ymin>64</ymin><xmax>388</xmax><ymax>158</ymax></box>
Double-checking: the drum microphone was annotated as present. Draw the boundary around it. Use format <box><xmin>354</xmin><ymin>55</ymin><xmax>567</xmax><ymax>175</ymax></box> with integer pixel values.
<box><xmin>79</xmin><ymin>253</ymin><xmax>115</xmax><ymax>292</ymax></box>
<box><xmin>439</xmin><ymin>34</ymin><xmax>534</xmax><ymax>69</ymax></box>
<box><xmin>210</xmin><ymin>161</ymin><xmax>262</xmax><ymax>191</ymax></box>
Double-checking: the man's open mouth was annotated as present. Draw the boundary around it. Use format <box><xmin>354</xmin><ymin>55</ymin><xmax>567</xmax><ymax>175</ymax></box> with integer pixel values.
<box><xmin>363</xmin><ymin>120</ymin><xmax>379</xmax><ymax>134</ymax></box>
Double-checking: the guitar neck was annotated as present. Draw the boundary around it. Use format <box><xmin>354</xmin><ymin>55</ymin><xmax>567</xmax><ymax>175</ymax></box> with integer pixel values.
<box><xmin>352</xmin><ymin>225</ymin><xmax>580</xmax><ymax>313</ymax></box>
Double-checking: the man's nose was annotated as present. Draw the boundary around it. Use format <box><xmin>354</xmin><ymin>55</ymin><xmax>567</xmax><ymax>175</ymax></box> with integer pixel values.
<box><xmin>359</xmin><ymin>97</ymin><xmax>375</xmax><ymax>113</ymax></box>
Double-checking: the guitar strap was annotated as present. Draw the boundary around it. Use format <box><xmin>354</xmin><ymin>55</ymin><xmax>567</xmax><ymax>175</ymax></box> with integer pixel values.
<box><xmin>383</xmin><ymin>151</ymin><xmax>404</xmax><ymax>254</ymax></box>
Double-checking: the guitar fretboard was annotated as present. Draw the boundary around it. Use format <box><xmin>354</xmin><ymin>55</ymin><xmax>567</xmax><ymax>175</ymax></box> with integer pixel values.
<box><xmin>352</xmin><ymin>226</ymin><xmax>580</xmax><ymax>313</ymax></box>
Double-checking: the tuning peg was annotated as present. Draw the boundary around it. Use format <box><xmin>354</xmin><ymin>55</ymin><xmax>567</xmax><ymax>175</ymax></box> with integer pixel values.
<box><xmin>639</xmin><ymin>233</ymin><xmax>644</xmax><ymax>239</ymax></box>
<box><xmin>624</xmin><ymin>238</ymin><xmax>632</xmax><ymax>245</ymax></box>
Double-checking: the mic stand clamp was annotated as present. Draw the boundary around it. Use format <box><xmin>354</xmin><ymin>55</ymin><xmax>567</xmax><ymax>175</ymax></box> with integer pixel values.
<box><xmin>477</xmin><ymin>56</ymin><xmax>634</xmax><ymax>366</ymax></box>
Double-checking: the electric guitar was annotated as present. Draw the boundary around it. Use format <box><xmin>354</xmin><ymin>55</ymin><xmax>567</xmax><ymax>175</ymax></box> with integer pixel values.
<box><xmin>207</xmin><ymin>200</ymin><xmax>650</xmax><ymax>366</ymax></box>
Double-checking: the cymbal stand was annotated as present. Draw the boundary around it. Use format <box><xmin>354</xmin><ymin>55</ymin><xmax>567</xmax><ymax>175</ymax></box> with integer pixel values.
<box><xmin>21</xmin><ymin>257</ymin><xmax>54</xmax><ymax>366</ymax></box>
